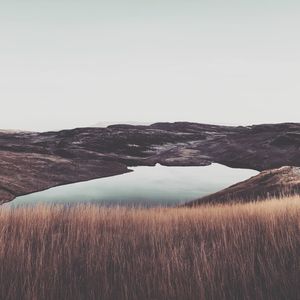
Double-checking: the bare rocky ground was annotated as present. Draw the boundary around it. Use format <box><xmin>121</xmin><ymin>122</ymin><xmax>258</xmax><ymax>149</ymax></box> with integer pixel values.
<box><xmin>1</xmin><ymin>122</ymin><xmax>300</xmax><ymax>204</ymax></box>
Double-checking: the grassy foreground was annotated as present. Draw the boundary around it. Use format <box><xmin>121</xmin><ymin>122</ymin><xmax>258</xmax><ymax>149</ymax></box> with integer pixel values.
<box><xmin>0</xmin><ymin>197</ymin><xmax>299</xmax><ymax>300</ymax></box>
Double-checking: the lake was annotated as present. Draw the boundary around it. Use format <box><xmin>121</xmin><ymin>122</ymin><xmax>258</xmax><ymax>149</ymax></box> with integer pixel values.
<box><xmin>9</xmin><ymin>163</ymin><xmax>258</xmax><ymax>207</ymax></box>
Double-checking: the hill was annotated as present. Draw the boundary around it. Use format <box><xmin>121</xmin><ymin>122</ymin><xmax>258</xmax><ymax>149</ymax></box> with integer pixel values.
<box><xmin>1</xmin><ymin>122</ymin><xmax>300</xmax><ymax>203</ymax></box>
<box><xmin>186</xmin><ymin>166</ymin><xmax>300</xmax><ymax>206</ymax></box>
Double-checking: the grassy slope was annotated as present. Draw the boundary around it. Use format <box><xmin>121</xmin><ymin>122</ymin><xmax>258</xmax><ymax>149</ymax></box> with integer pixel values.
<box><xmin>0</xmin><ymin>198</ymin><xmax>299</xmax><ymax>300</ymax></box>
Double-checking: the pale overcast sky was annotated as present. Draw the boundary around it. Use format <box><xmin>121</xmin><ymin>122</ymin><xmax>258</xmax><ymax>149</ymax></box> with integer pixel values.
<box><xmin>1</xmin><ymin>0</ymin><xmax>300</xmax><ymax>131</ymax></box>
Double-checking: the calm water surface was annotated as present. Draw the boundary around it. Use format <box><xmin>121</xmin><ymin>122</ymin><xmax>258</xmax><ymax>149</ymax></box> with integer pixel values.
<box><xmin>9</xmin><ymin>163</ymin><xmax>258</xmax><ymax>207</ymax></box>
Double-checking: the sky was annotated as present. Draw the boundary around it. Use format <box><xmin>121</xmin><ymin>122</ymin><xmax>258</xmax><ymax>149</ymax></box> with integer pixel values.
<box><xmin>1</xmin><ymin>0</ymin><xmax>300</xmax><ymax>131</ymax></box>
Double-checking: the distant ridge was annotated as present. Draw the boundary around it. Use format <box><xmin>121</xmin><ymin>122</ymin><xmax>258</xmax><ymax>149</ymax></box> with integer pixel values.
<box><xmin>92</xmin><ymin>121</ymin><xmax>153</xmax><ymax>128</ymax></box>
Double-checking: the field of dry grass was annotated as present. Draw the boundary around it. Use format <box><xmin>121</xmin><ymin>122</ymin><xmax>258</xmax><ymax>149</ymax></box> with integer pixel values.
<box><xmin>0</xmin><ymin>197</ymin><xmax>299</xmax><ymax>300</ymax></box>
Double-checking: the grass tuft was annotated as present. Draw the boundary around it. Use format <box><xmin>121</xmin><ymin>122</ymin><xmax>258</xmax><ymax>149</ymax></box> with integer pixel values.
<box><xmin>0</xmin><ymin>197</ymin><xmax>299</xmax><ymax>299</ymax></box>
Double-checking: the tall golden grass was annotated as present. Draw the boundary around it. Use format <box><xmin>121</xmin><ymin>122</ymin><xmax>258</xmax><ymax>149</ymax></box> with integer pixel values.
<box><xmin>0</xmin><ymin>197</ymin><xmax>299</xmax><ymax>300</ymax></box>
